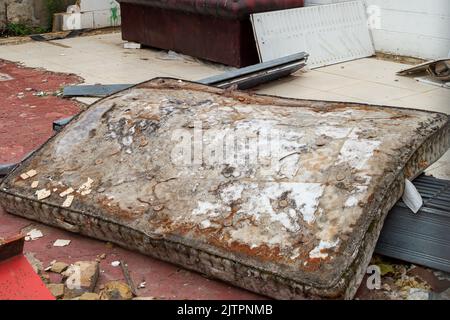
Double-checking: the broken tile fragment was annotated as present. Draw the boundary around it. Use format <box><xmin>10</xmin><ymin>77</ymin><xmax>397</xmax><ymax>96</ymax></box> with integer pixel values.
<box><xmin>62</xmin><ymin>195</ymin><xmax>74</xmax><ymax>208</ymax></box>
<box><xmin>78</xmin><ymin>178</ymin><xmax>93</xmax><ymax>191</ymax></box>
<box><xmin>31</xmin><ymin>181</ymin><xmax>39</xmax><ymax>188</ymax></box>
<box><xmin>80</xmin><ymin>189</ymin><xmax>92</xmax><ymax>196</ymax></box>
<box><xmin>111</xmin><ymin>261</ymin><xmax>121</xmax><ymax>267</ymax></box>
<box><xmin>27</xmin><ymin>169</ymin><xmax>37</xmax><ymax>177</ymax></box>
<box><xmin>35</xmin><ymin>188</ymin><xmax>51</xmax><ymax>200</ymax></box>
<box><xmin>47</xmin><ymin>283</ymin><xmax>65</xmax><ymax>298</ymax></box>
<box><xmin>78</xmin><ymin>292</ymin><xmax>100</xmax><ymax>300</ymax></box>
<box><xmin>53</xmin><ymin>239</ymin><xmax>71</xmax><ymax>247</ymax></box>
<box><xmin>25</xmin><ymin>228</ymin><xmax>43</xmax><ymax>241</ymax></box>
<box><xmin>100</xmin><ymin>281</ymin><xmax>133</xmax><ymax>300</ymax></box>
<box><xmin>50</xmin><ymin>261</ymin><xmax>69</xmax><ymax>273</ymax></box>
<box><xmin>20</xmin><ymin>169</ymin><xmax>37</xmax><ymax>180</ymax></box>
<box><xmin>63</xmin><ymin>261</ymin><xmax>99</xmax><ymax>294</ymax></box>
<box><xmin>59</xmin><ymin>187</ymin><xmax>74</xmax><ymax>197</ymax></box>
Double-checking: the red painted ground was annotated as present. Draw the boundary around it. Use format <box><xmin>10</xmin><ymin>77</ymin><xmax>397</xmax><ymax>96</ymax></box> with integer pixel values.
<box><xmin>0</xmin><ymin>255</ymin><xmax>55</xmax><ymax>300</ymax></box>
<box><xmin>0</xmin><ymin>59</ymin><xmax>82</xmax><ymax>164</ymax></box>
<box><xmin>0</xmin><ymin>207</ymin><xmax>264</xmax><ymax>300</ymax></box>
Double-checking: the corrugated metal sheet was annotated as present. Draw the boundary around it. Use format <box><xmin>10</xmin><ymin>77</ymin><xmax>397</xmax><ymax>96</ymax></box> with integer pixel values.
<box><xmin>376</xmin><ymin>175</ymin><xmax>450</xmax><ymax>272</ymax></box>
<box><xmin>251</xmin><ymin>0</ymin><xmax>375</xmax><ymax>68</ymax></box>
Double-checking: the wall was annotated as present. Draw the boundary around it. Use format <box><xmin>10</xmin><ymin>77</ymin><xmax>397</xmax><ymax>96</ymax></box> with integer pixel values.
<box><xmin>0</xmin><ymin>0</ymin><xmax>76</xmax><ymax>29</ymax></box>
<box><xmin>59</xmin><ymin>0</ymin><xmax>121</xmax><ymax>31</ymax></box>
<box><xmin>304</xmin><ymin>0</ymin><xmax>450</xmax><ymax>60</ymax></box>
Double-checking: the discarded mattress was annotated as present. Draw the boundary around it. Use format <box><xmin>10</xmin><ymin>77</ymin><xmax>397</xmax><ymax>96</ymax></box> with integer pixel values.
<box><xmin>0</xmin><ymin>78</ymin><xmax>448</xmax><ymax>299</ymax></box>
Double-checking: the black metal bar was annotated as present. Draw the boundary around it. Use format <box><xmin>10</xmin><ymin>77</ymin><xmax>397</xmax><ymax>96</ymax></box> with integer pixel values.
<box><xmin>199</xmin><ymin>52</ymin><xmax>309</xmax><ymax>89</ymax></box>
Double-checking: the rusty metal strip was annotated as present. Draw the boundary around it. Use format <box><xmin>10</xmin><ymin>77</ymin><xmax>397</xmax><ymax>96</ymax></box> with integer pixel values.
<box><xmin>0</xmin><ymin>235</ymin><xmax>25</xmax><ymax>262</ymax></box>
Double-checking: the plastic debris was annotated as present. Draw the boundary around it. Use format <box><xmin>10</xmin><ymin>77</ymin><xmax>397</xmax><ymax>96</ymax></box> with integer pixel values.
<box><xmin>402</xmin><ymin>179</ymin><xmax>423</xmax><ymax>213</ymax></box>
<box><xmin>111</xmin><ymin>261</ymin><xmax>121</xmax><ymax>267</ymax></box>
<box><xmin>123</xmin><ymin>42</ymin><xmax>141</xmax><ymax>49</ymax></box>
<box><xmin>62</xmin><ymin>195</ymin><xmax>74</xmax><ymax>208</ymax></box>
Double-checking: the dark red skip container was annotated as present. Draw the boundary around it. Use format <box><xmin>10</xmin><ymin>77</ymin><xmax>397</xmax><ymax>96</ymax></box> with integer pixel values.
<box><xmin>118</xmin><ymin>0</ymin><xmax>304</xmax><ymax>67</ymax></box>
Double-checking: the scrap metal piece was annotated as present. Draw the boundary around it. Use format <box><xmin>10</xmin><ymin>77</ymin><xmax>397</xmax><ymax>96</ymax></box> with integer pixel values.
<box><xmin>53</xmin><ymin>116</ymin><xmax>74</xmax><ymax>132</ymax></box>
<box><xmin>0</xmin><ymin>163</ymin><xmax>16</xmax><ymax>178</ymax></box>
<box><xmin>0</xmin><ymin>151</ymin><xmax>34</xmax><ymax>178</ymax></box>
<box><xmin>199</xmin><ymin>52</ymin><xmax>309</xmax><ymax>89</ymax></box>
<box><xmin>376</xmin><ymin>175</ymin><xmax>450</xmax><ymax>273</ymax></box>
<box><xmin>63</xmin><ymin>84</ymin><xmax>133</xmax><ymax>98</ymax></box>
<box><xmin>120</xmin><ymin>260</ymin><xmax>137</xmax><ymax>297</ymax></box>
<box><xmin>397</xmin><ymin>58</ymin><xmax>450</xmax><ymax>82</ymax></box>
<box><xmin>0</xmin><ymin>78</ymin><xmax>448</xmax><ymax>300</ymax></box>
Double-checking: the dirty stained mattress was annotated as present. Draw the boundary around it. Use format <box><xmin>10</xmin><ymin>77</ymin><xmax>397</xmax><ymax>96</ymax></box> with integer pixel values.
<box><xmin>0</xmin><ymin>78</ymin><xmax>448</xmax><ymax>299</ymax></box>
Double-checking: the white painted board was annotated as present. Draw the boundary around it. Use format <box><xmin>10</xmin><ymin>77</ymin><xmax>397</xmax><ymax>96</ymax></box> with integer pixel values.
<box><xmin>251</xmin><ymin>0</ymin><xmax>375</xmax><ymax>68</ymax></box>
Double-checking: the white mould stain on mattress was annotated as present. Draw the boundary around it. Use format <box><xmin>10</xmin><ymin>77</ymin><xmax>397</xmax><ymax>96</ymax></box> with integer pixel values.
<box><xmin>309</xmin><ymin>239</ymin><xmax>340</xmax><ymax>259</ymax></box>
<box><xmin>192</xmin><ymin>182</ymin><xmax>324</xmax><ymax>236</ymax></box>
<box><xmin>200</xmin><ymin>219</ymin><xmax>212</xmax><ymax>229</ymax></box>
<box><xmin>192</xmin><ymin>201</ymin><xmax>229</xmax><ymax>217</ymax></box>
<box><xmin>315</xmin><ymin>126</ymin><xmax>352</xmax><ymax>139</ymax></box>
<box><xmin>336</xmin><ymin>129</ymin><xmax>381</xmax><ymax>171</ymax></box>
<box><xmin>344</xmin><ymin>186</ymin><xmax>368</xmax><ymax>208</ymax></box>
<box><xmin>219</xmin><ymin>184</ymin><xmax>245</xmax><ymax>203</ymax></box>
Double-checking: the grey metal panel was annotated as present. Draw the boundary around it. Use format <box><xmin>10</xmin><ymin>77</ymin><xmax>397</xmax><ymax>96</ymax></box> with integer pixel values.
<box><xmin>199</xmin><ymin>52</ymin><xmax>308</xmax><ymax>89</ymax></box>
<box><xmin>376</xmin><ymin>175</ymin><xmax>450</xmax><ymax>272</ymax></box>
<box><xmin>62</xmin><ymin>84</ymin><xmax>134</xmax><ymax>97</ymax></box>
